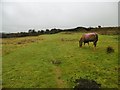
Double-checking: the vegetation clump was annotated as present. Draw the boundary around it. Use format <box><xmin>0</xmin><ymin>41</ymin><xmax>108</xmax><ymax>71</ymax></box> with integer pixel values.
<box><xmin>51</xmin><ymin>60</ymin><xmax>62</xmax><ymax>65</ymax></box>
<box><xmin>106</xmin><ymin>46</ymin><xmax>114</xmax><ymax>53</ymax></box>
<box><xmin>74</xmin><ymin>78</ymin><xmax>101</xmax><ymax>89</ymax></box>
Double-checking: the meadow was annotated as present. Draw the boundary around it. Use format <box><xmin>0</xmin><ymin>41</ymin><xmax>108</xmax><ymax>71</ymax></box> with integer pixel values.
<box><xmin>2</xmin><ymin>31</ymin><xmax>119</xmax><ymax>88</ymax></box>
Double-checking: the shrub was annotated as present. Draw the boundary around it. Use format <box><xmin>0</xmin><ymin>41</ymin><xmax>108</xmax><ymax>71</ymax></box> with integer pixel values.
<box><xmin>74</xmin><ymin>78</ymin><xmax>101</xmax><ymax>89</ymax></box>
<box><xmin>106</xmin><ymin>46</ymin><xmax>114</xmax><ymax>53</ymax></box>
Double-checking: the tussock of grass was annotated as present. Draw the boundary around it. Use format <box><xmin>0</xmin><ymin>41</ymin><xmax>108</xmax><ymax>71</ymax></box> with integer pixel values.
<box><xmin>51</xmin><ymin>60</ymin><xmax>62</xmax><ymax>65</ymax></box>
<box><xmin>106</xmin><ymin>46</ymin><xmax>114</xmax><ymax>53</ymax></box>
<box><xmin>74</xmin><ymin>78</ymin><xmax>101</xmax><ymax>89</ymax></box>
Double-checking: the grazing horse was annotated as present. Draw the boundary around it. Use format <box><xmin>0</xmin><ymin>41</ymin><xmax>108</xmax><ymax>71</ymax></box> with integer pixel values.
<box><xmin>79</xmin><ymin>33</ymin><xmax>98</xmax><ymax>47</ymax></box>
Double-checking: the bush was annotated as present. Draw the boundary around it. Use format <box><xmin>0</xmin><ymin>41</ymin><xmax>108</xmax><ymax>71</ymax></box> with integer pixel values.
<box><xmin>106</xmin><ymin>46</ymin><xmax>114</xmax><ymax>53</ymax></box>
<box><xmin>74</xmin><ymin>78</ymin><xmax>101</xmax><ymax>89</ymax></box>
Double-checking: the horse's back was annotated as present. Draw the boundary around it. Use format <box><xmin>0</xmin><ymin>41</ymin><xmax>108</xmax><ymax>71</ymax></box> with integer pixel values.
<box><xmin>83</xmin><ymin>33</ymin><xmax>98</xmax><ymax>41</ymax></box>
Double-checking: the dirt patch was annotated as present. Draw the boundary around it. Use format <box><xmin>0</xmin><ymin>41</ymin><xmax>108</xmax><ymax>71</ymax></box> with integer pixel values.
<box><xmin>2</xmin><ymin>37</ymin><xmax>44</xmax><ymax>56</ymax></box>
<box><xmin>53</xmin><ymin>67</ymin><xmax>67</xmax><ymax>88</ymax></box>
<box><xmin>2</xmin><ymin>38</ymin><xmax>44</xmax><ymax>45</ymax></box>
<box><xmin>62</xmin><ymin>32</ymin><xmax>73</xmax><ymax>34</ymax></box>
<box><xmin>61</xmin><ymin>38</ymin><xmax>78</xmax><ymax>42</ymax></box>
<box><xmin>16</xmin><ymin>38</ymin><xmax>43</xmax><ymax>45</ymax></box>
<box><xmin>51</xmin><ymin>59</ymin><xmax>66</xmax><ymax>87</ymax></box>
<box><xmin>74</xmin><ymin>78</ymin><xmax>101</xmax><ymax>89</ymax></box>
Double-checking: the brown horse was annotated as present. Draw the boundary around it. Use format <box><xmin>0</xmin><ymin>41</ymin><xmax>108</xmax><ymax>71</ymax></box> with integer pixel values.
<box><xmin>79</xmin><ymin>33</ymin><xmax>98</xmax><ymax>47</ymax></box>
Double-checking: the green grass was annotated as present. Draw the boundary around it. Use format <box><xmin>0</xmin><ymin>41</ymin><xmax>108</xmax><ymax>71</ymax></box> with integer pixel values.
<box><xmin>2</xmin><ymin>32</ymin><xmax>119</xmax><ymax>88</ymax></box>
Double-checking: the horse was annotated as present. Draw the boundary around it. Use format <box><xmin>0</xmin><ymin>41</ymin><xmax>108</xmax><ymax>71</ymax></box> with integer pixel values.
<box><xmin>79</xmin><ymin>33</ymin><xmax>98</xmax><ymax>47</ymax></box>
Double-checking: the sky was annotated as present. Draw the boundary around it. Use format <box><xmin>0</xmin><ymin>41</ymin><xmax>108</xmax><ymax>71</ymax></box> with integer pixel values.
<box><xmin>1</xmin><ymin>0</ymin><xmax>119</xmax><ymax>33</ymax></box>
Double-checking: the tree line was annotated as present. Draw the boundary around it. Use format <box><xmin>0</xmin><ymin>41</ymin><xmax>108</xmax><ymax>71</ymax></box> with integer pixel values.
<box><xmin>1</xmin><ymin>26</ymin><xmax>90</xmax><ymax>38</ymax></box>
<box><xmin>0</xmin><ymin>26</ymin><xmax>119</xmax><ymax>38</ymax></box>
<box><xmin>1</xmin><ymin>28</ymin><xmax>62</xmax><ymax>38</ymax></box>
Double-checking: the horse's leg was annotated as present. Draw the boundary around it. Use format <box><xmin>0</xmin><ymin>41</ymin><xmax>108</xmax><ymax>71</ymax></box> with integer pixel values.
<box><xmin>95</xmin><ymin>42</ymin><xmax>97</xmax><ymax>47</ymax></box>
<box><xmin>93</xmin><ymin>41</ymin><xmax>97</xmax><ymax>47</ymax></box>
<box><xmin>88</xmin><ymin>42</ymin><xmax>89</xmax><ymax>46</ymax></box>
<box><xmin>93</xmin><ymin>41</ymin><xmax>97</xmax><ymax>51</ymax></box>
<box><xmin>87</xmin><ymin>42</ymin><xmax>90</xmax><ymax>48</ymax></box>
<box><xmin>84</xmin><ymin>42</ymin><xmax>86</xmax><ymax>47</ymax></box>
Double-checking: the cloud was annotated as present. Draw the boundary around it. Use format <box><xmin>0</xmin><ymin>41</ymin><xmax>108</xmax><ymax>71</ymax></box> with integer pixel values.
<box><xmin>2</xmin><ymin>2</ymin><xmax>118</xmax><ymax>32</ymax></box>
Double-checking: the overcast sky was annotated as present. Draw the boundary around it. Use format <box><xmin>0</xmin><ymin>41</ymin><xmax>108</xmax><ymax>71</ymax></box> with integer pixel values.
<box><xmin>1</xmin><ymin>0</ymin><xmax>118</xmax><ymax>33</ymax></box>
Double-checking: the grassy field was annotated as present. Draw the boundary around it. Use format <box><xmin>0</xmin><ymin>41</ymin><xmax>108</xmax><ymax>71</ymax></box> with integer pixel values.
<box><xmin>2</xmin><ymin>32</ymin><xmax>119</xmax><ymax>88</ymax></box>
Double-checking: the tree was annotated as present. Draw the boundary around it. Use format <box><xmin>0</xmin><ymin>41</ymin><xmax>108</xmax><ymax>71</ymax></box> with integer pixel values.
<box><xmin>45</xmin><ymin>29</ymin><xmax>50</xmax><ymax>34</ymax></box>
<box><xmin>28</xmin><ymin>29</ymin><xmax>36</xmax><ymax>33</ymax></box>
<box><xmin>98</xmin><ymin>25</ymin><xmax>101</xmax><ymax>28</ymax></box>
<box><xmin>40</xmin><ymin>30</ymin><xmax>44</xmax><ymax>34</ymax></box>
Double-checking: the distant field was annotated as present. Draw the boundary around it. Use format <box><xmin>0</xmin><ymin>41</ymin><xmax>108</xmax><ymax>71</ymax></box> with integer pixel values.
<box><xmin>2</xmin><ymin>32</ymin><xmax>119</xmax><ymax>88</ymax></box>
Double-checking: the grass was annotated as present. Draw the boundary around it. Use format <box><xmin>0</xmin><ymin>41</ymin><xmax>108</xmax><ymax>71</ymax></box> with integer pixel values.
<box><xmin>2</xmin><ymin>32</ymin><xmax>119</xmax><ymax>88</ymax></box>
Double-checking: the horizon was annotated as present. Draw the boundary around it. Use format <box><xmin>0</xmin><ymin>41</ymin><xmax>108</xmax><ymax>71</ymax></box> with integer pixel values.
<box><xmin>1</xmin><ymin>26</ymin><xmax>118</xmax><ymax>33</ymax></box>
